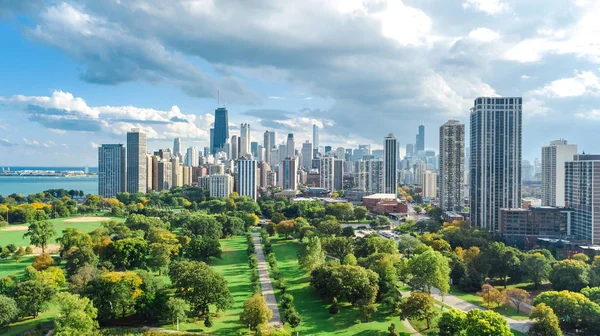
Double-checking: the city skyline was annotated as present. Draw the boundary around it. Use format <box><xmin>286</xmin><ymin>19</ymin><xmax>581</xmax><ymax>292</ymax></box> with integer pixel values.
<box><xmin>1</xmin><ymin>1</ymin><xmax>599</xmax><ymax>165</ymax></box>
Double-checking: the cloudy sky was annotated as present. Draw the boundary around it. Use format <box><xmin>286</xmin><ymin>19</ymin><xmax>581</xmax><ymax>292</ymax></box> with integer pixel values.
<box><xmin>1</xmin><ymin>0</ymin><xmax>599</xmax><ymax>166</ymax></box>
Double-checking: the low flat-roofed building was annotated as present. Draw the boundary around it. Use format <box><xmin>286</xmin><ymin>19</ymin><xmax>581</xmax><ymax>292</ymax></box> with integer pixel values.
<box><xmin>363</xmin><ymin>193</ymin><xmax>408</xmax><ymax>215</ymax></box>
<box><xmin>499</xmin><ymin>206</ymin><xmax>571</xmax><ymax>237</ymax></box>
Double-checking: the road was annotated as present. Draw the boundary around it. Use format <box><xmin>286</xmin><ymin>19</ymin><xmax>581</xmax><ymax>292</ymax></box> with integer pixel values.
<box><xmin>252</xmin><ymin>232</ymin><xmax>283</xmax><ymax>328</ymax></box>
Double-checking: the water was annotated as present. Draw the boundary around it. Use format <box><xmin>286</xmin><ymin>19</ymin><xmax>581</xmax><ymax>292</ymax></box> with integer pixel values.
<box><xmin>0</xmin><ymin>167</ymin><xmax>98</xmax><ymax>196</ymax></box>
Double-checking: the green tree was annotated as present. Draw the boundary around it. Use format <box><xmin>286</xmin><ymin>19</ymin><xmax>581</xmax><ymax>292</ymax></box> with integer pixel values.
<box><xmin>524</xmin><ymin>252</ymin><xmax>552</xmax><ymax>289</ymax></box>
<box><xmin>165</xmin><ymin>297</ymin><xmax>190</xmax><ymax>326</ymax></box>
<box><xmin>582</xmin><ymin>286</ymin><xmax>600</xmax><ymax>304</ymax></box>
<box><xmin>106</xmin><ymin>237</ymin><xmax>148</xmax><ymax>269</ymax></box>
<box><xmin>23</xmin><ymin>220</ymin><xmax>56</xmax><ymax>253</ymax></box>
<box><xmin>169</xmin><ymin>260</ymin><xmax>233</xmax><ymax>315</ymax></box>
<box><xmin>240</xmin><ymin>293</ymin><xmax>272</xmax><ymax>331</ymax></box>
<box><xmin>185</xmin><ymin>237</ymin><xmax>222</xmax><ymax>262</ymax></box>
<box><xmin>571</xmin><ymin>253</ymin><xmax>590</xmax><ymax>263</ymax></box>
<box><xmin>32</xmin><ymin>253</ymin><xmax>55</xmax><ymax>271</ymax></box>
<box><xmin>275</xmin><ymin>220</ymin><xmax>296</xmax><ymax>238</ymax></box>
<box><xmin>317</xmin><ymin>217</ymin><xmax>342</xmax><ymax>236</ymax></box>
<box><xmin>388</xmin><ymin>322</ymin><xmax>399</xmax><ymax>336</ymax></box>
<box><xmin>397</xmin><ymin>234</ymin><xmax>423</xmax><ymax>258</ymax></box>
<box><xmin>504</xmin><ymin>288</ymin><xmax>529</xmax><ymax>313</ymax></box>
<box><xmin>321</xmin><ymin>237</ymin><xmax>354</xmax><ymax>261</ymax></box>
<box><xmin>398</xmin><ymin>292</ymin><xmax>437</xmax><ymax>329</ymax></box>
<box><xmin>85</xmin><ymin>271</ymin><xmax>143</xmax><ymax>320</ymax></box>
<box><xmin>149</xmin><ymin>243</ymin><xmax>173</xmax><ymax>274</ymax></box>
<box><xmin>358</xmin><ymin>299</ymin><xmax>377</xmax><ymax>322</ymax></box>
<box><xmin>179</xmin><ymin>213</ymin><xmax>223</xmax><ymax>240</ymax></box>
<box><xmin>341</xmin><ymin>226</ymin><xmax>355</xmax><ymax>237</ymax></box>
<box><xmin>57</xmin><ymin>228</ymin><xmax>93</xmax><ymax>258</ymax></box>
<box><xmin>53</xmin><ymin>292</ymin><xmax>99</xmax><ymax>336</ymax></box>
<box><xmin>297</xmin><ymin>236</ymin><xmax>326</xmax><ymax>272</ymax></box>
<box><xmin>222</xmin><ymin>216</ymin><xmax>245</xmax><ymax>237</ymax></box>
<box><xmin>533</xmin><ymin>290</ymin><xmax>600</xmax><ymax>332</ymax></box>
<box><xmin>0</xmin><ymin>295</ymin><xmax>19</xmax><ymax>328</ymax></box>
<box><xmin>354</xmin><ymin>234</ymin><xmax>397</xmax><ymax>258</ymax></box>
<box><xmin>528</xmin><ymin>303</ymin><xmax>562</xmax><ymax>336</ymax></box>
<box><xmin>482</xmin><ymin>242</ymin><xmax>522</xmax><ymax>287</ymax></box>
<box><xmin>354</xmin><ymin>206</ymin><xmax>367</xmax><ymax>221</ymax></box>
<box><xmin>310</xmin><ymin>264</ymin><xmax>379</xmax><ymax>306</ymax></box>
<box><xmin>549</xmin><ymin>259</ymin><xmax>590</xmax><ymax>291</ymax></box>
<box><xmin>407</xmin><ymin>249</ymin><xmax>450</xmax><ymax>294</ymax></box>
<box><xmin>65</xmin><ymin>246</ymin><xmax>98</xmax><ymax>276</ymax></box>
<box><xmin>343</xmin><ymin>253</ymin><xmax>358</xmax><ymax>266</ymax></box>
<box><xmin>464</xmin><ymin>309</ymin><xmax>511</xmax><ymax>336</ymax></box>
<box><xmin>13</xmin><ymin>280</ymin><xmax>56</xmax><ymax>318</ymax></box>
<box><xmin>271</xmin><ymin>212</ymin><xmax>286</xmax><ymax>224</ymax></box>
<box><xmin>438</xmin><ymin>308</ymin><xmax>466</xmax><ymax>336</ymax></box>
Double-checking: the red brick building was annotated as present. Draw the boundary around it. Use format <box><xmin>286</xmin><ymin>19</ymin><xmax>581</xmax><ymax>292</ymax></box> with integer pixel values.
<box><xmin>362</xmin><ymin>193</ymin><xmax>408</xmax><ymax>215</ymax></box>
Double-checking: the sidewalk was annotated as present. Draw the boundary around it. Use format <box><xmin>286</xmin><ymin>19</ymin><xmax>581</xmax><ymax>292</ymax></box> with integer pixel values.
<box><xmin>253</xmin><ymin>232</ymin><xmax>283</xmax><ymax>328</ymax></box>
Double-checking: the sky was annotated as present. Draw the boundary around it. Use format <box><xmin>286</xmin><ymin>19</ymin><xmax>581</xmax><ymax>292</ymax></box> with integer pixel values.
<box><xmin>1</xmin><ymin>0</ymin><xmax>600</xmax><ymax>166</ymax></box>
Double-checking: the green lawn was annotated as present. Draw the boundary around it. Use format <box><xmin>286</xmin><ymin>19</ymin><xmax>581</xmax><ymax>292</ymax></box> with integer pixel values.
<box><xmin>3</xmin><ymin>304</ymin><xmax>59</xmax><ymax>336</ymax></box>
<box><xmin>269</xmin><ymin>236</ymin><xmax>411</xmax><ymax>335</ymax></box>
<box><xmin>0</xmin><ymin>255</ymin><xmax>37</xmax><ymax>279</ymax></box>
<box><xmin>160</xmin><ymin>235</ymin><xmax>253</xmax><ymax>335</ymax></box>
<box><xmin>0</xmin><ymin>216</ymin><xmax>123</xmax><ymax>247</ymax></box>
<box><xmin>449</xmin><ymin>286</ymin><xmax>529</xmax><ymax>320</ymax></box>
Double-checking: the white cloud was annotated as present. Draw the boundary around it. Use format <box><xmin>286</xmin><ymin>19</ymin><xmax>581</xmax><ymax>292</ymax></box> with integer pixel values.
<box><xmin>575</xmin><ymin>109</ymin><xmax>600</xmax><ymax>120</ymax></box>
<box><xmin>468</xmin><ymin>28</ymin><xmax>500</xmax><ymax>42</ymax></box>
<box><xmin>463</xmin><ymin>0</ymin><xmax>509</xmax><ymax>15</ymax></box>
<box><xmin>531</xmin><ymin>71</ymin><xmax>600</xmax><ymax>98</ymax></box>
<box><xmin>520</xmin><ymin>75</ymin><xmax>531</xmax><ymax>80</ymax></box>
<box><xmin>89</xmin><ymin>142</ymin><xmax>100</xmax><ymax>148</ymax></box>
<box><xmin>23</xmin><ymin>138</ymin><xmax>40</xmax><ymax>146</ymax></box>
<box><xmin>375</xmin><ymin>1</ymin><xmax>433</xmax><ymax>47</ymax></box>
<box><xmin>268</xmin><ymin>96</ymin><xmax>285</xmax><ymax>100</ymax></box>
<box><xmin>524</xmin><ymin>98</ymin><xmax>551</xmax><ymax>116</ymax></box>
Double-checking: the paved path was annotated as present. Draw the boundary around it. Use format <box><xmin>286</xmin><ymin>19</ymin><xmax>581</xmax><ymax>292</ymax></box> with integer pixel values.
<box><xmin>401</xmin><ymin>319</ymin><xmax>422</xmax><ymax>335</ymax></box>
<box><xmin>253</xmin><ymin>232</ymin><xmax>283</xmax><ymax>328</ymax></box>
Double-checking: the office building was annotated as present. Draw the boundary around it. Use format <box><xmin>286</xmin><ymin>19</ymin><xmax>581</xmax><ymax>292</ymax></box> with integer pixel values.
<box><xmin>209</xmin><ymin>174</ymin><xmax>233</xmax><ymax>198</ymax></box>
<box><xmin>281</xmin><ymin>158</ymin><xmax>297</xmax><ymax>190</ymax></box>
<box><xmin>146</xmin><ymin>154</ymin><xmax>157</xmax><ymax>191</ymax></box>
<box><xmin>406</xmin><ymin>143</ymin><xmax>414</xmax><ymax>158</ymax></box>
<box><xmin>259</xmin><ymin>162</ymin><xmax>271</xmax><ymax>188</ymax></box>
<box><xmin>414</xmin><ymin>162</ymin><xmax>427</xmax><ymax>186</ymax></box>
<box><xmin>251</xmin><ymin>141</ymin><xmax>259</xmax><ymax>160</ymax></box>
<box><xmin>439</xmin><ymin>120</ymin><xmax>465</xmax><ymax>211</ymax></box>
<box><xmin>209</xmin><ymin>164</ymin><xmax>225</xmax><ymax>175</ymax></box>
<box><xmin>173</xmin><ymin>138</ymin><xmax>182</xmax><ymax>159</ymax></box>
<box><xmin>212</xmin><ymin>107</ymin><xmax>229</xmax><ymax>154</ymax></box>
<box><xmin>345</xmin><ymin>149</ymin><xmax>353</xmax><ymax>162</ymax></box>
<box><xmin>237</xmin><ymin>157</ymin><xmax>257</xmax><ymax>201</ymax></box>
<box><xmin>126</xmin><ymin>129</ymin><xmax>147</xmax><ymax>193</ymax></box>
<box><xmin>230</xmin><ymin>135</ymin><xmax>239</xmax><ymax>161</ymax></box>
<box><xmin>98</xmin><ymin>144</ymin><xmax>126</xmax><ymax>197</ymax></box>
<box><xmin>320</xmin><ymin>156</ymin><xmax>335</xmax><ymax>191</ymax></box>
<box><xmin>499</xmin><ymin>207</ymin><xmax>571</xmax><ymax>237</ymax></box>
<box><xmin>422</xmin><ymin>171</ymin><xmax>437</xmax><ymax>199</ymax></box>
<box><xmin>171</xmin><ymin>158</ymin><xmax>183</xmax><ymax>187</ymax></box>
<box><xmin>565</xmin><ymin>154</ymin><xmax>600</xmax><ymax>243</ymax></box>
<box><xmin>278</xmin><ymin>144</ymin><xmax>287</xmax><ymax>164</ymax></box>
<box><xmin>542</xmin><ymin>139</ymin><xmax>578</xmax><ymax>207</ymax></box>
<box><xmin>334</xmin><ymin>159</ymin><xmax>343</xmax><ymax>191</ymax></box>
<box><xmin>470</xmin><ymin>97</ymin><xmax>522</xmax><ymax>231</ymax></box>
<box><xmin>157</xmin><ymin>160</ymin><xmax>172</xmax><ymax>191</ymax></box>
<box><xmin>384</xmin><ymin>134</ymin><xmax>398</xmax><ymax>194</ymax></box>
<box><xmin>335</xmin><ymin>147</ymin><xmax>345</xmax><ymax>160</ymax></box>
<box><xmin>368</xmin><ymin>160</ymin><xmax>384</xmax><ymax>194</ymax></box>
<box><xmin>313</xmin><ymin>124</ymin><xmax>319</xmax><ymax>151</ymax></box>
<box><xmin>240</xmin><ymin>123</ymin><xmax>251</xmax><ymax>157</ymax></box>
<box><xmin>183</xmin><ymin>166</ymin><xmax>192</xmax><ymax>186</ymax></box>
<box><xmin>264</xmin><ymin>131</ymin><xmax>272</xmax><ymax>164</ymax></box>
<box><xmin>287</xmin><ymin>134</ymin><xmax>295</xmax><ymax>158</ymax></box>
<box><xmin>185</xmin><ymin>146</ymin><xmax>199</xmax><ymax>167</ymax></box>
<box><xmin>416</xmin><ymin>125</ymin><xmax>425</xmax><ymax>152</ymax></box>
<box><xmin>301</xmin><ymin>141</ymin><xmax>313</xmax><ymax>168</ymax></box>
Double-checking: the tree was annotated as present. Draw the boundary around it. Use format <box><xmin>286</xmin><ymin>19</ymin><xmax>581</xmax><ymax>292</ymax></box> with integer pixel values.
<box><xmin>397</xmin><ymin>235</ymin><xmax>423</xmax><ymax>258</ymax></box>
<box><xmin>438</xmin><ymin>309</ymin><xmax>466</xmax><ymax>336</ymax></box>
<box><xmin>413</xmin><ymin>206</ymin><xmax>422</xmax><ymax>214</ymax></box>
<box><xmin>317</xmin><ymin>217</ymin><xmax>342</xmax><ymax>236</ymax></box>
<box><xmin>343</xmin><ymin>253</ymin><xmax>357</xmax><ymax>266</ymax></box>
<box><xmin>504</xmin><ymin>288</ymin><xmax>529</xmax><ymax>313</ymax></box>
<box><xmin>23</xmin><ymin>220</ymin><xmax>56</xmax><ymax>253</ymax></box>
<box><xmin>582</xmin><ymin>286</ymin><xmax>600</xmax><ymax>304</ymax></box>
<box><xmin>310</xmin><ymin>264</ymin><xmax>379</xmax><ymax>306</ymax></box>
<box><xmin>287</xmin><ymin>309</ymin><xmax>301</xmax><ymax>334</ymax></box>
<box><xmin>32</xmin><ymin>253</ymin><xmax>55</xmax><ymax>271</ymax></box>
<box><xmin>185</xmin><ymin>237</ymin><xmax>222</xmax><ymax>262</ymax></box>
<box><xmin>341</xmin><ymin>226</ymin><xmax>355</xmax><ymax>237</ymax></box>
<box><xmin>321</xmin><ymin>237</ymin><xmax>354</xmax><ymax>260</ymax></box>
<box><xmin>12</xmin><ymin>247</ymin><xmax>26</xmax><ymax>261</ymax></box>
<box><xmin>0</xmin><ymin>295</ymin><xmax>19</xmax><ymax>328</ymax></box>
<box><xmin>169</xmin><ymin>260</ymin><xmax>233</xmax><ymax>315</ymax></box>
<box><xmin>65</xmin><ymin>246</ymin><xmax>98</xmax><ymax>276</ymax></box>
<box><xmin>407</xmin><ymin>249</ymin><xmax>450</xmax><ymax>294</ymax></box>
<box><xmin>354</xmin><ymin>206</ymin><xmax>367</xmax><ymax>221</ymax></box>
<box><xmin>533</xmin><ymin>290</ymin><xmax>600</xmax><ymax>332</ymax></box>
<box><xmin>524</xmin><ymin>252</ymin><xmax>552</xmax><ymax>289</ymax></box>
<box><xmin>477</xmin><ymin>284</ymin><xmax>504</xmax><ymax>308</ymax></box>
<box><xmin>240</xmin><ymin>293</ymin><xmax>272</xmax><ymax>331</ymax></box>
<box><xmin>398</xmin><ymin>292</ymin><xmax>437</xmax><ymax>329</ymax></box>
<box><xmin>179</xmin><ymin>213</ymin><xmax>223</xmax><ymax>240</ymax></box>
<box><xmin>33</xmin><ymin>266</ymin><xmax>67</xmax><ymax>287</ymax></box>
<box><xmin>13</xmin><ymin>280</ymin><xmax>56</xmax><ymax>318</ymax></box>
<box><xmin>271</xmin><ymin>212</ymin><xmax>286</xmax><ymax>224</ymax></box>
<box><xmin>275</xmin><ymin>220</ymin><xmax>296</xmax><ymax>238</ymax></box>
<box><xmin>464</xmin><ymin>309</ymin><xmax>511</xmax><ymax>336</ymax></box>
<box><xmin>354</xmin><ymin>234</ymin><xmax>397</xmax><ymax>258</ymax></box>
<box><xmin>482</xmin><ymin>242</ymin><xmax>522</xmax><ymax>287</ymax></box>
<box><xmin>57</xmin><ymin>228</ymin><xmax>92</xmax><ymax>258</ymax></box>
<box><xmin>68</xmin><ymin>265</ymin><xmax>98</xmax><ymax>295</ymax></box>
<box><xmin>358</xmin><ymin>300</ymin><xmax>377</xmax><ymax>322</ymax></box>
<box><xmin>165</xmin><ymin>297</ymin><xmax>190</xmax><ymax>326</ymax></box>
<box><xmin>85</xmin><ymin>271</ymin><xmax>143</xmax><ymax>320</ymax></box>
<box><xmin>53</xmin><ymin>292</ymin><xmax>99</xmax><ymax>336</ymax></box>
<box><xmin>149</xmin><ymin>243</ymin><xmax>173</xmax><ymax>274</ymax></box>
<box><xmin>297</xmin><ymin>236</ymin><xmax>326</xmax><ymax>272</ymax></box>
<box><xmin>388</xmin><ymin>323</ymin><xmax>399</xmax><ymax>336</ymax></box>
<box><xmin>372</xmin><ymin>216</ymin><xmax>392</xmax><ymax>229</ymax></box>
<box><xmin>571</xmin><ymin>253</ymin><xmax>590</xmax><ymax>263</ymax></box>
<box><xmin>222</xmin><ymin>216</ymin><xmax>245</xmax><ymax>237</ymax></box>
<box><xmin>528</xmin><ymin>303</ymin><xmax>562</xmax><ymax>336</ymax></box>
<box><xmin>549</xmin><ymin>259</ymin><xmax>590</xmax><ymax>291</ymax></box>
<box><xmin>106</xmin><ymin>237</ymin><xmax>148</xmax><ymax>269</ymax></box>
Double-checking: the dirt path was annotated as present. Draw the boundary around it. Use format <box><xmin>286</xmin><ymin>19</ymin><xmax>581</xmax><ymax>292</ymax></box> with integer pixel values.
<box><xmin>63</xmin><ymin>216</ymin><xmax>111</xmax><ymax>223</ymax></box>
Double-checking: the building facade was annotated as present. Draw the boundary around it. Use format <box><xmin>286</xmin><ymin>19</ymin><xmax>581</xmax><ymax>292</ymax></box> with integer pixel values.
<box><xmin>126</xmin><ymin>129</ymin><xmax>147</xmax><ymax>193</ymax></box>
<box><xmin>422</xmin><ymin>171</ymin><xmax>437</xmax><ymax>199</ymax></box>
<box><xmin>209</xmin><ymin>174</ymin><xmax>233</xmax><ymax>198</ymax></box>
<box><xmin>470</xmin><ymin>97</ymin><xmax>522</xmax><ymax>231</ymax></box>
<box><xmin>383</xmin><ymin>134</ymin><xmax>398</xmax><ymax>194</ymax></box>
<box><xmin>416</xmin><ymin>125</ymin><xmax>425</xmax><ymax>152</ymax></box>
<box><xmin>334</xmin><ymin>159</ymin><xmax>343</xmax><ymax>191</ymax></box>
<box><xmin>320</xmin><ymin>156</ymin><xmax>335</xmax><ymax>192</ymax></box>
<box><xmin>439</xmin><ymin>120</ymin><xmax>465</xmax><ymax>211</ymax></box>
<box><xmin>542</xmin><ymin>139</ymin><xmax>578</xmax><ymax>207</ymax></box>
<box><xmin>98</xmin><ymin>144</ymin><xmax>126</xmax><ymax>197</ymax></box>
<box><xmin>313</xmin><ymin>124</ymin><xmax>319</xmax><ymax>153</ymax></box>
<box><xmin>263</xmin><ymin>131</ymin><xmax>272</xmax><ymax>164</ymax></box>
<box><xmin>499</xmin><ymin>207</ymin><xmax>571</xmax><ymax>237</ymax></box>
<box><xmin>301</xmin><ymin>141</ymin><xmax>313</xmax><ymax>168</ymax></box>
<box><xmin>565</xmin><ymin>154</ymin><xmax>600</xmax><ymax>243</ymax></box>
<box><xmin>212</xmin><ymin>107</ymin><xmax>229</xmax><ymax>154</ymax></box>
<box><xmin>237</xmin><ymin>157</ymin><xmax>258</xmax><ymax>201</ymax></box>
<box><xmin>240</xmin><ymin>123</ymin><xmax>251</xmax><ymax>157</ymax></box>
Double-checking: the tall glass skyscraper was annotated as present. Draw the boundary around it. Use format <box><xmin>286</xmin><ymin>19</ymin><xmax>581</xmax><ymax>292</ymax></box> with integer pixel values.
<box><xmin>212</xmin><ymin>107</ymin><xmax>229</xmax><ymax>154</ymax></box>
<box><xmin>383</xmin><ymin>134</ymin><xmax>398</xmax><ymax>194</ymax></box>
<box><xmin>98</xmin><ymin>144</ymin><xmax>126</xmax><ymax>197</ymax></box>
<box><xmin>127</xmin><ymin>129</ymin><xmax>147</xmax><ymax>193</ymax></box>
<box><xmin>470</xmin><ymin>97</ymin><xmax>522</xmax><ymax>231</ymax></box>
<box><xmin>416</xmin><ymin>125</ymin><xmax>425</xmax><ymax>152</ymax></box>
<box><xmin>439</xmin><ymin>120</ymin><xmax>465</xmax><ymax>212</ymax></box>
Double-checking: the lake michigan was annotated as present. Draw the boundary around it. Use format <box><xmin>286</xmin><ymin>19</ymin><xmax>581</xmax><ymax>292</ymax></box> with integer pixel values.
<box><xmin>0</xmin><ymin>167</ymin><xmax>98</xmax><ymax>196</ymax></box>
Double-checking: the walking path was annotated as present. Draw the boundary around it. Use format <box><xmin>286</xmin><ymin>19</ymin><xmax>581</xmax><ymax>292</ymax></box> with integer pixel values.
<box><xmin>253</xmin><ymin>232</ymin><xmax>283</xmax><ymax>328</ymax></box>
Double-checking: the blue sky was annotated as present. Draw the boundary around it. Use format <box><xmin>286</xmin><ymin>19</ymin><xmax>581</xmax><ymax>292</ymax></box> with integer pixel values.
<box><xmin>1</xmin><ymin>0</ymin><xmax>600</xmax><ymax>166</ymax></box>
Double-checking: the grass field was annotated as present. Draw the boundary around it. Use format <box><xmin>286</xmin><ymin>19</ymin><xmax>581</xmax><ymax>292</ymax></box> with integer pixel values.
<box><xmin>449</xmin><ymin>286</ymin><xmax>529</xmax><ymax>320</ymax></box>
<box><xmin>269</xmin><ymin>236</ymin><xmax>411</xmax><ymax>335</ymax></box>
<box><xmin>0</xmin><ymin>216</ymin><xmax>123</xmax><ymax>247</ymax></box>
<box><xmin>160</xmin><ymin>235</ymin><xmax>253</xmax><ymax>335</ymax></box>
<box><xmin>0</xmin><ymin>255</ymin><xmax>37</xmax><ymax>279</ymax></box>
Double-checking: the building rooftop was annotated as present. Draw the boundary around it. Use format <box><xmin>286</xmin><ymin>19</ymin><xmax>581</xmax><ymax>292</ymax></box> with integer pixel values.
<box><xmin>363</xmin><ymin>193</ymin><xmax>397</xmax><ymax>200</ymax></box>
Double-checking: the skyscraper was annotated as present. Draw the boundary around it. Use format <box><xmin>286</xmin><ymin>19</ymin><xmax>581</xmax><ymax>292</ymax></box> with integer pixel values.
<box><xmin>173</xmin><ymin>138</ymin><xmax>182</xmax><ymax>158</ymax></box>
<box><xmin>98</xmin><ymin>144</ymin><xmax>126</xmax><ymax>197</ymax></box>
<box><xmin>237</xmin><ymin>157</ymin><xmax>257</xmax><ymax>201</ymax></box>
<box><xmin>185</xmin><ymin>147</ymin><xmax>199</xmax><ymax>167</ymax></box>
<box><xmin>542</xmin><ymin>139</ymin><xmax>578</xmax><ymax>207</ymax></box>
<box><xmin>416</xmin><ymin>125</ymin><xmax>425</xmax><ymax>152</ymax></box>
<box><xmin>313</xmin><ymin>124</ymin><xmax>319</xmax><ymax>152</ymax></box>
<box><xmin>157</xmin><ymin>160</ymin><xmax>172</xmax><ymax>191</ymax></box>
<box><xmin>334</xmin><ymin>159</ymin><xmax>343</xmax><ymax>191</ymax></box>
<box><xmin>301</xmin><ymin>141</ymin><xmax>313</xmax><ymax>168</ymax></box>
<box><xmin>281</xmin><ymin>157</ymin><xmax>297</xmax><ymax>190</ymax></box>
<box><xmin>230</xmin><ymin>135</ymin><xmax>239</xmax><ymax>161</ymax></box>
<box><xmin>240</xmin><ymin>123</ymin><xmax>251</xmax><ymax>157</ymax></box>
<box><xmin>320</xmin><ymin>156</ymin><xmax>335</xmax><ymax>191</ymax></box>
<box><xmin>422</xmin><ymin>171</ymin><xmax>437</xmax><ymax>199</ymax></box>
<box><xmin>286</xmin><ymin>134</ymin><xmax>295</xmax><ymax>158</ymax></box>
<box><xmin>263</xmin><ymin>131</ymin><xmax>272</xmax><ymax>164</ymax></box>
<box><xmin>439</xmin><ymin>120</ymin><xmax>465</xmax><ymax>212</ymax></box>
<box><xmin>405</xmin><ymin>143</ymin><xmax>414</xmax><ymax>158</ymax></box>
<box><xmin>383</xmin><ymin>134</ymin><xmax>398</xmax><ymax>194</ymax></box>
<box><xmin>209</xmin><ymin>174</ymin><xmax>233</xmax><ymax>198</ymax></box>
<box><xmin>470</xmin><ymin>97</ymin><xmax>522</xmax><ymax>231</ymax></box>
<box><xmin>126</xmin><ymin>129</ymin><xmax>147</xmax><ymax>193</ymax></box>
<box><xmin>212</xmin><ymin>108</ymin><xmax>229</xmax><ymax>154</ymax></box>
<box><xmin>565</xmin><ymin>154</ymin><xmax>600</xmax><ymax>243</ymax></box>
<box><xmin>251</xmin><ymin>141</ymin><xmax>259</xmax><ymax>160</ymax></box>
<box><xmin>335</xmin><ymin>147</ymin><xmax>345</xmax><ymax>160</ymax></box>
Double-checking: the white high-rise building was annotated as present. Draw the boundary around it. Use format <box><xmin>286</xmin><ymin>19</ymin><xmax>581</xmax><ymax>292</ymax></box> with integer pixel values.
<box><xmin>565</xmin><ymin>154</ymin><xmax>600</xmax><ymax>243</ymax></box>
<box><xmin>185</xmin><ymin>147</ymin><xmax>199</xmax><ymax>167</ymax></box>
<box><xmin>237</xmin><ymin>157</ymin><xmax>257</xmax><ymax>201</ymax></box>
<box><xmin>368</xmin><ymin>160</ymin><xmax>384</xmax><ymax>194</ymax></box>
<box><xmin>209</xmin><ymin>174</ymin><xmax>233</xmax><ymax>198</ymax></box>
<box><xmin>542</xmin><ymin>139</ymin><xmax>578</xmax><ymax>207</ymax></box>
<box><xmin>301</xmin><ymin>141</ymin><xmax>313</xmax><ymax>168</ymax></box>
<box><xmin>384</xmin><ymin>134</ymin><xmax>398</xmax><ymax>194</ymax></box>
<box><xmin>335</xmin><ymin>147</ymin><xmax>345</xmax><ymax>160</ymax></box>
<box><xmin>320</xmin><ymin>156</ymin><xmax>335</xmax><ymax>191</ymax></box>
<box><xmin>157</xmin><ymin>160</ymin><xmax>172</xmax><ymax>191</ymax></box>
<box><xmin>98</xmin><ymin>144</ymin><xmax>126</xmax><ymax>198</ymax></box>
<box><xmin>231</xmin><ymin>135</ymin><xmax>239</xmax><ymax>161</ymax></box>
<box><xmin>240</xmin><ymin>123</ymin><xmax>251</xmax><ymax>157</ymax></box>
<box><xmin>126</xmin><ymin>129</ymin><xmax>147</xmax><ymax>193</ymax></box>
<box><xmin>414</xmin><ymin>162</ymin><xmax>427</xmax><ymax>186</ymax></box>
<box><xmin>422</xmin><ymin>171</ymin><xmax>437</xmax><ymax>199</ymax></box>
<box><xmin>439</xmin><ymin>120</ymin><xmax>465</xmax><ymax>212</ymax></box>
<box><xmin>263</xmin><ymin>131</ymin><xmax>272</xmax><ymax>164</ymax></box>
<box><xmin>313</xmin><ymin>124</ymin><xmax>319</xmax><ymax>153</ymax></box>
<box><xmin>470</xmin><ymin>97</ymin><xmax>522</xmax><ymax>231</ymax></box>
<box><xmin>286</xmin><ymin>134</ymin><xmax>295</xmax><ymax>158</ymax></box>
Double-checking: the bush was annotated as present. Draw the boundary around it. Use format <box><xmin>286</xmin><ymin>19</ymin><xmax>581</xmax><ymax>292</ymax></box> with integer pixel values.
<box><xmin>0</xmin><ymin>221</ymin><xmax>7</xmax><ymax>228</ymax></box>
<box><xmin>32</xmin><ymin>253</ymin><xmax>55</xmax><ymax>271</ymax></box>
<box><xmin>25</xmin><ymin>246</ymin><xmax>33</xmax><ymax>254</ymax></box>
